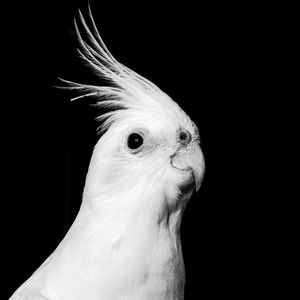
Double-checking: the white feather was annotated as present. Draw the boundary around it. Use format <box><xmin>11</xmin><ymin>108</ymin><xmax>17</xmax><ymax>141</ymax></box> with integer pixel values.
<box><xmin>10</xmin><ymin>7</ymin><xmax>205</xmax><ymax>300</ymax></box>
<box><xmin>59</xmin><ymin>6</ymin><xmax>190</xmax><ymax>135</ymax></box>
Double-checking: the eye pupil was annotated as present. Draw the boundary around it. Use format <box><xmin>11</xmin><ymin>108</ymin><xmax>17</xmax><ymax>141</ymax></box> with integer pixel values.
<box><xmin>127</xmin><ymin>133</ymin><xmax>144</xmax><ymax>149</ymax></box>
<box><xmin>179</xmin><ymin>131</ymin><xmax>187</xmax><ymax>140</ymax></box>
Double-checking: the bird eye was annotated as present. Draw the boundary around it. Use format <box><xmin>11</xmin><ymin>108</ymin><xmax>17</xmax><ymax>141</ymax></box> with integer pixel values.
<box><xmin>127</xmin><ymin>133</ymin><xmax>144</xmax><ymax>150</ymax></box>
<box><xmin>178</xmin><ymin>130</ymin><xmax>192</xmax><ymax>145</ymax></box>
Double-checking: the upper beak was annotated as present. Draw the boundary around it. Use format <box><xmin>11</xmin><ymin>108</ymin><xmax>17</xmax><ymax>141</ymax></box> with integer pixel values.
<box><xmin>171</xmin><ymin>142</ymin><xmax>205</xmax><ymax>191</ymax></box>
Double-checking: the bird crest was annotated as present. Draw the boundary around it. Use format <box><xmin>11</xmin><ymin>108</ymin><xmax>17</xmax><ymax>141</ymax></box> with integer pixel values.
<box><xmin>61</xmin><ymin>7</ymin><xmax>190</xmax><ymax>134</ymax></box>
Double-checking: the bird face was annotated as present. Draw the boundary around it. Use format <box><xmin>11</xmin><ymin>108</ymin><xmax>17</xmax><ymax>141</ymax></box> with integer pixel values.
<box><xmin>84</xmin><ymin>111</ymin><xmax>205</xmax><ymax>213</ymax></box>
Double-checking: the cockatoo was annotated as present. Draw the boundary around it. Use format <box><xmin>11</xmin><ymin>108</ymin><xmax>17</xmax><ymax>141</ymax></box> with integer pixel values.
<box><xmin>10</xmin><ymin>8</ymin><xmax>205</xmax><ymax>300</ymax></box>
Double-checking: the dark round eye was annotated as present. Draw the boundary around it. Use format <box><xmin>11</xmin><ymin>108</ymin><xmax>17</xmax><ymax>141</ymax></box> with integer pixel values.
<box><xmin>127</xmin><ymin>133</ymin><xmax>144</xmax><ymax>149</ymax></box>
<box><xmin>178</xmin><ymin>130</ymin><xmax>192</xmax><ymax>145</ymax></box>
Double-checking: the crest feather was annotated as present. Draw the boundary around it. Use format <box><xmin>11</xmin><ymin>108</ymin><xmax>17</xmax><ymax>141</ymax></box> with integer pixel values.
<box><xmin>61</xmin><ymin>7</ymin><xmax>184</xmax><ymax>132</ymax></box>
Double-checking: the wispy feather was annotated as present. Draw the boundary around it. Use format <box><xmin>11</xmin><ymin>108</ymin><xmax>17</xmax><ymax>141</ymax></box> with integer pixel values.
<box><xmin>59</xmin><ymin>6</ymin><xmax>185</xmax><ymax>132</ymax></box>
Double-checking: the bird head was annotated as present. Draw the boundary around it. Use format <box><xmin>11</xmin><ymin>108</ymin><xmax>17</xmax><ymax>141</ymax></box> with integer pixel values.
<box><xmin>64</xmin><ymin>9</ymin><xmax>205</xmax><ymax>223</ymax></box>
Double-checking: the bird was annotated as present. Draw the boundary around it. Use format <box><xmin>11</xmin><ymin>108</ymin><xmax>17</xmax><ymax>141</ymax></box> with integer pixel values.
<box><xmin>9</xmin><ymin>7</ymin><xmax>205</xmax><ymax>300</ymax></box>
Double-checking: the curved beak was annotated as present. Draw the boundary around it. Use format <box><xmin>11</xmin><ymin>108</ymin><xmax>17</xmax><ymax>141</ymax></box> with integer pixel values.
<box><xmin>171</xmin><ymin>142</ymin><xmax>205</xmax><ymax>191</ymax></box>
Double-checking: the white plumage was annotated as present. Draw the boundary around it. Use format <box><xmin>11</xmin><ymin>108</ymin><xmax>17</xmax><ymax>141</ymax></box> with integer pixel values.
<box><xmin>10</xmin><ymin>7</ymin><xmax>205</xmax><ymax>300</ymax></box>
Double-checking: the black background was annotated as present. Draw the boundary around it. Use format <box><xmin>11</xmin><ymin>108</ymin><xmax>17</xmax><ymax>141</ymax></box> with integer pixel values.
<box><xmin>3</xmin><ymin>0</ymin><xmax>279</xmax><ymax>299</ymax></box>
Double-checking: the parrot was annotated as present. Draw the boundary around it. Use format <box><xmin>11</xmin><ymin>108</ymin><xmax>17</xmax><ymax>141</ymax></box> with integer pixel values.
<box><xmin>9</xmin><ymin>8</ymin><xmax>205</xmax><ymax>300</ymax></box>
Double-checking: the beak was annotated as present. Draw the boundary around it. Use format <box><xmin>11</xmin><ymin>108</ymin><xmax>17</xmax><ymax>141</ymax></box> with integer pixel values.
<box><xmin>171</xmin><ymin>142</ymin><xmax>205</xmax><ymax>191</ymax></box>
